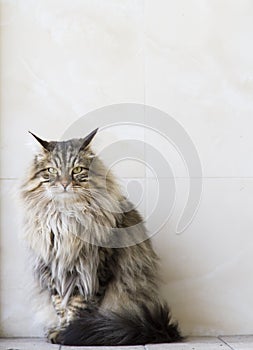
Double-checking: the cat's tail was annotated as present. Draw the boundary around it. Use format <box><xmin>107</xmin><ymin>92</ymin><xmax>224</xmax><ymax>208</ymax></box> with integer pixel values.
<box><xmin>53</xmin><ymin>303</ymin><xmax>182</xmax><ymax>346</ymax></box>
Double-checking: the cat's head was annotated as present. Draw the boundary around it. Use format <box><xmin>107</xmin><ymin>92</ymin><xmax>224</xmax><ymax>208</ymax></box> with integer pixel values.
<box><xmin>27</xmin><ymin>128</ymin><xmax>99</xmax><ymax>200</ymax></box>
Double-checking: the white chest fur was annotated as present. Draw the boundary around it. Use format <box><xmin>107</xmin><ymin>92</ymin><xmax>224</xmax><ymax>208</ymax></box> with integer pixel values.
<box><xmin>26</xmin><ymin>205</ymin><xmax>99</xmax><ymax>303</ymax></box>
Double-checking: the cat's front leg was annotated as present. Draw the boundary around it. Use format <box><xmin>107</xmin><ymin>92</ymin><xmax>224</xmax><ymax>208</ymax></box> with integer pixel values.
<box><xmin>48</xmin><ymin>282</ymin><xmax>68</xmax><ymax>324</ymax></box>
<box><xmin>47</xmin><ymin>291</ymin><xmax>67</xmax><ymax>344</ymax></box>
<box><xmin>51</xmin><ymin>293</ymin><xmax>67</xmax><ymax>325</ymax></box>
<box><xmin>66</xmin><ymin>294</ymin><xmax>89</xmax><ymax>322</ymax></box>
<box><xmin>52</xmin><ymin>291</ymin><xmax>88</xmax><ymax>323</ymax></box>
<box><xmin>47</xmin><ymin>294</ymin><xmax>88</xmax><ymax>344</ymax></box>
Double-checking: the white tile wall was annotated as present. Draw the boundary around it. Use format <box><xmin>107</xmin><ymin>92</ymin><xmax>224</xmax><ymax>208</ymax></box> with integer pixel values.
<box><xmin>0</xmin><ymin>0</ymin><xmax>145</xmax><ymax>179</ymax></box>
<box><xmin>151</xmin><ymin>178</ymin><xmax>253</xmax><ymax>335</ymax></box>
<box><xmin>0</xmin><ymin>180</ymin><xmax>42</xmax><ymax>336</ymax></box>
<box><xmin>145</xmin><ymin>0</ymin><xmax>253</xmax><ymax>177</ymax></box>
<box><xmin>1</xmin><ymin>0</ymin><xmax>253</xmax><ymax>338</ymax></box>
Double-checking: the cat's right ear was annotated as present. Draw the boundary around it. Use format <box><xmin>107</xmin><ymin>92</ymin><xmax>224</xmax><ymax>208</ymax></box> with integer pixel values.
<box><xmin>29</xmin><ymin>131</ymin><xmax>54</xmax><ymax>152</ymax></box>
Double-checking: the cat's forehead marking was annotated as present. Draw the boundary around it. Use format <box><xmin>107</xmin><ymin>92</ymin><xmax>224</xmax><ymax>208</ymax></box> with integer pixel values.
<box><xmin>50</xmin><ymin>139</ymin><xmax>84</xmax><ymax>167</ymax></box>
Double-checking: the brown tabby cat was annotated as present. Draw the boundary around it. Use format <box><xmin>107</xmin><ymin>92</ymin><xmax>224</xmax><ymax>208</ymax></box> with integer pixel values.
<box><xmin>20</xmin><ymin>128</ymin><xmax>181</xmax><ymax>346</ymax></box>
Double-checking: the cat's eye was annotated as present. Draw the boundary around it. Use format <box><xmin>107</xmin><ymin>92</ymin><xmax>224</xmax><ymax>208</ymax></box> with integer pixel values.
<box><xmin>48</xmin><ymin>167</ymin><xmax>58</xmax><ymax>174</ymax></box>
<box><xmin>72</xmin><ymin>166</ymin><xmax>83</xmax><ymax>174</ymax></box>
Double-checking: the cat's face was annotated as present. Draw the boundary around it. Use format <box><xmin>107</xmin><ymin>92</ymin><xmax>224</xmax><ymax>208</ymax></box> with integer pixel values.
<box><xmin>29</xmin><ymin>129</ymin><xmax>98</xmax><ymax>200</ymax></box>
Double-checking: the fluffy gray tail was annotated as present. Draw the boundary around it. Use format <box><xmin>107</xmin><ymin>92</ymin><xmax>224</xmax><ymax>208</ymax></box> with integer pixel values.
<box><xmin>55</xmin><ymin>303</ymin><xmax>182</xmax><ymax>346</ymax></box>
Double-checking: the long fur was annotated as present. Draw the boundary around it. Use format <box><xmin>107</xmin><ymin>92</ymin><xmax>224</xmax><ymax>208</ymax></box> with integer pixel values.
<box><xmin>20</xmin><ymin>131</ymin><xmax>181</xmax><ymax>345</ymax></box>
<box><xmin>56</xmin><ymin>303</ymin><xmax>181</xmax><ymax>346</ymax></box>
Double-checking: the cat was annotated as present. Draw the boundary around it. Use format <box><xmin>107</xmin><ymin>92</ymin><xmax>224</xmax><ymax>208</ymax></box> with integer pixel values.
<box><xmin>20</xmin><ymin>128</ymin><xmax>181</xmax><ymax>346</ymax></box>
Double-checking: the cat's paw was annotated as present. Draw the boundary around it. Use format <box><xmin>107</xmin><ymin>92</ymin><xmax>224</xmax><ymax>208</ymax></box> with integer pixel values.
<box><xmin>46</xmin><ymin>327</ymin><xmax>61</xmax><ymax>344</ymax></box>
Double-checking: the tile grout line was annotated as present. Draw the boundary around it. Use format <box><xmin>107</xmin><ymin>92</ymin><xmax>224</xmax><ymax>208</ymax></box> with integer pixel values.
<box><xmin>218</xmin><ymin>336</ymin><xmax>235</xmax><ymax>350</ymax></box>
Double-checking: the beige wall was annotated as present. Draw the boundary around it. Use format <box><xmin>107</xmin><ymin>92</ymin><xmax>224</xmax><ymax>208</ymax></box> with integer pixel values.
<box><xmin>1</xmin><ymin>0</ymin><xmax>253</xmax><ymax>337</ymax></box>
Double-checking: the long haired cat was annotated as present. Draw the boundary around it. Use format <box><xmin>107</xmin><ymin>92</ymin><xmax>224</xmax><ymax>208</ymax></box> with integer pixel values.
<box><xmin>20</xmin><ymin>128</ymin><xmax>181</xmax><ymax>346</ymax></box>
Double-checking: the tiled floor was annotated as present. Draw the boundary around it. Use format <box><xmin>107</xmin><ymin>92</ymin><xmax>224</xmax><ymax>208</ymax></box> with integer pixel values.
<box><xmin>0</xmin><ymin>336</ymin><xmax>253</xmax><ymax>350</ymax></box>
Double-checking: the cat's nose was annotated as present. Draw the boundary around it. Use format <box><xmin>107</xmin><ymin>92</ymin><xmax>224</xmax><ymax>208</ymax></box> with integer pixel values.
<box><xmin>61</xmin><ymin>181</ymin><xmax>69</xmax><ymax>190</ymax></box>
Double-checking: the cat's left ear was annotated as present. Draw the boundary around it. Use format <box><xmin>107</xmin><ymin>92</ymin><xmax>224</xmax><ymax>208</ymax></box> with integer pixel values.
<box><xmin>80</xmin><ymin>128</ymin><xmax>98</xmax><ymax>151</ymax></box>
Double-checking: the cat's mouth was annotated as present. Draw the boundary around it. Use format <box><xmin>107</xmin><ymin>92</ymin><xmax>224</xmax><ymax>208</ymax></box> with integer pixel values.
<box><xmin>48</xmin><ymin>186</ymin><xmax>78</xmax><ymax>198</ymax></box>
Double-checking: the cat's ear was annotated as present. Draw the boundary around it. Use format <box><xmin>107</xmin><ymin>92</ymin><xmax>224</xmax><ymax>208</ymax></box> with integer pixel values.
<box><xmin>79</xmin><ymin>128</ymin><xmax>98</xmax><ymax>151</ymax></box>
<box><xmin>29</xmin><ymin>131</ymin><xmax>54</xmax><ymax>152</ymax></box>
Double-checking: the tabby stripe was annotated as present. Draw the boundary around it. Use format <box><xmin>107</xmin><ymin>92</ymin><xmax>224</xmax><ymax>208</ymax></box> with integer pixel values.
<box><xmin>54</xmin><ymin>156</ymin><xmax>61</xmax><ymax>168</ymax></box>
